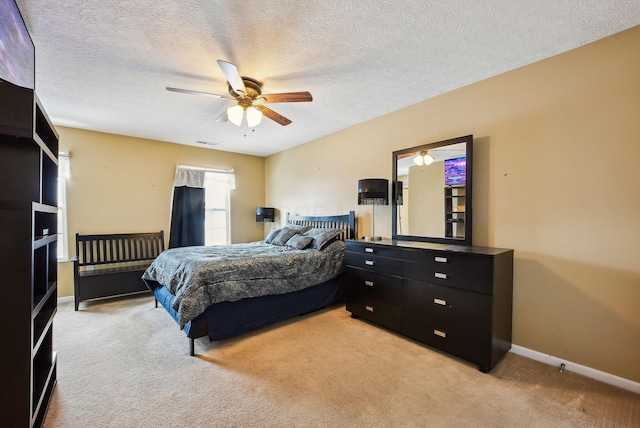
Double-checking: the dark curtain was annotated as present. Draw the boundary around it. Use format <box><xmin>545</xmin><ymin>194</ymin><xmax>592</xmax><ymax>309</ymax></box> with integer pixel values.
<box><xmin>169</xmin><ymin>186</ymin><xmax>205</xmax><ymax>248</ymax></box>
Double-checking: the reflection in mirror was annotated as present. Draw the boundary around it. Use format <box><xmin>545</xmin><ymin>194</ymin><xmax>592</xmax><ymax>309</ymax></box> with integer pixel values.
<box><xmin>392</xmin><ymin>135</ymin><xmax>473</xmax><ymax>246</ymax></box>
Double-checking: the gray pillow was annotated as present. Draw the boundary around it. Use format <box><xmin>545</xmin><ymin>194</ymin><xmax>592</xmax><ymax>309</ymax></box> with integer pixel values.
<box><xmin>285</xmin><ymin>234</ymin><xmax>314</xmax><ymax>250</ymax></box>
<box><xmin>265</xmin><ymin>228</ymin><xmax>282</xmax><ymax>244</ymax></box>
<box><xmin>303</xmin><ymin>228</ymin><xmax>343</xmax><ymax>250</ymax></box>
<box><xmin>271</xmin><ymin>227</ymin><xmax>300</xmax><ymax>246</ymax></box>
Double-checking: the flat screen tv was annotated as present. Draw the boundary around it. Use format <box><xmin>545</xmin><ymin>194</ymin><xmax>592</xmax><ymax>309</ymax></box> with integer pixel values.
<box><xmin>444</xmin><ymin>157</ymin><xmax>466</xmax><ymax>186</ymax></box>
<box><xmin>0</xmin><ymin>0</ymin><xmax>35</xmax><ymax>89</ymax></box>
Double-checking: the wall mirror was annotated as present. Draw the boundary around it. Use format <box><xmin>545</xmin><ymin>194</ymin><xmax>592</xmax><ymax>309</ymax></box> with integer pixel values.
<box><xmin>392</xmin><ymin>134</ymin><xmax>473</xmax><ymax>246</ymax></box>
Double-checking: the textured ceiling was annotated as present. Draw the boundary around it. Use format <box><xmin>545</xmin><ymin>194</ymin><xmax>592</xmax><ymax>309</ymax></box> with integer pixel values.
<box><xmin>15</xmin><ymin>0</ymin><xmax>640</xmax><ymax>157</ymax></box>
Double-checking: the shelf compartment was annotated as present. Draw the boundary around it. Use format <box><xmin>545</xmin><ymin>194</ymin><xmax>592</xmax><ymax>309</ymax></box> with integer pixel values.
<box><xmin>33</xmin><ymin>285</ymin><xmax>57</xmax><ymax>351</ymax></box>
<box><xmin>33</xmin><ymin>207</ymin><xmax>57</xmax><ymax>241</ymax></box>
<box><xmin>41</xmin><ymin>153</ymin><xmax>58</xmax><ymax>207</ymax></box>
<box><xmin>0</xmin><ymin>136</ymin><xmax>41</xmax><ymax>203</ymax></box>
<box><xmin>48</xmin><ymin>242</ymin><xmax>58</xmax><ymax>290</ymax></box>
<box><xmin>32</xmin><ymin>333</ymin><xmax>56</xmax><ymax>415</ymax></box>
<box><xmin>33</xmin><ymin>281</ymin><xmax>57</xmax><ymax>318</ymax></box>
<box><xmin>0</xmin><ymin>81</ymin><xmax>33</xmax><ymax>138</ymax></box>
<box><xmin>33</xmin><ymin>246</ymin><xmax>48</xmax><ymax>306</ymax></box>
<box><xmin>32</xmin><ymin>355</ymin><xmax>56</xmax><ymax>428</ymax></box>
<box><xmin>444</xmin><ymin>185</ymin><xmax>467</xmax><ymax>239</ymax></box>
<box><xmin>33</xmin><ymin>242</ymin><xmax>57</xmax><ymax>309</ymax></box>
<box><xmin>35</xmin><ymin>99</ymin><xmax>59</xmax><ymax>157</ymax></box>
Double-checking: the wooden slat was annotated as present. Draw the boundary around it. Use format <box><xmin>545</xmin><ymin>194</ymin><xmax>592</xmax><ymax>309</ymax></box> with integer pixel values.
<box><xmin>81</xmin><ymin>241</ymin><xmax>87</xmax><ymax>264</ymax></box>
<box><xmin>117</xmin><ymin>239</ymin><xmax>123</xmax><ymax>261</ymax></box>
<box><xmin>88</xmin><ymin>240</ymin><xmax>95</xmax><ymax>264</ymax></box>
<box><xmin>110</xmin><ymin>239</ymin><xmax>116</xmax><ymax>262</ymax></box>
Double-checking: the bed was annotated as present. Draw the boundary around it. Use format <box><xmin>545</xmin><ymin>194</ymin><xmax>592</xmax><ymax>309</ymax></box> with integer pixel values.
<box><xmin>142</xmin><ymin>211</ymin><xmax>356</xmax><ymax>355</ymax></box>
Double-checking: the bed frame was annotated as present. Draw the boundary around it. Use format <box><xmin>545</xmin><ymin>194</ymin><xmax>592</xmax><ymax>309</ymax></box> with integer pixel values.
<box><xmin>149</xmin><ymin>211</ymin><xmax>356</xmax><ymax>355</ymax></box>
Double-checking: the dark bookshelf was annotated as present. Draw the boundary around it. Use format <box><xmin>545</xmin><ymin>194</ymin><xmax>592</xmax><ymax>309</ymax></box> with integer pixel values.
<box><xmin>0</xmin><ymin>83</ymin><xmax>58</xmax><ymax>427</ymax></box>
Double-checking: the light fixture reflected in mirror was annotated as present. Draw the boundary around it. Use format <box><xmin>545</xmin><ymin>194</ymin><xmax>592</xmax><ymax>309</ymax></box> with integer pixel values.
<box><xmin>227</xmin><ymin>105</ymin><xmax>263</xmax><ymax>128</ymax></box>
<box><xmin>413</xmin><ymin>151</ymin><xmax>434</xmax><ymax>166</ymax></box>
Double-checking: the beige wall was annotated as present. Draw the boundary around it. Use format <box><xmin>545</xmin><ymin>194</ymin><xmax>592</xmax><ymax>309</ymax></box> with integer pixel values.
<box><xmin>266</xmin><ymin>26</ymin><xmax>640</xmax><ymax>382</ymax></box>
<box><xmin>57</xmin><ymin>128</ymin><xmax>265</xmax><ymax>298</ymax></box>
<box><xmin>408</xmin><ymin>162</ymin><xmax>444</xmax><ymax>236</ymax></box>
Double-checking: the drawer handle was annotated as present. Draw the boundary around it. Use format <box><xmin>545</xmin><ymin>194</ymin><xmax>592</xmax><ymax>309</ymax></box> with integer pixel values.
<box><xmin>365</xmin><ymin>305</ymin><xmax>374</xmax><ymax>312</ymax></box>
<box><xmin>365</xmin><ymin>260</ymin><xmax>375</xmax><ymax>266</ymax></box>
<box><xmin>434</xmin><ymin>272</ymin><xmax>447</xmax><ymax>279</ymax></box>
<box><xmin>365</xmin><ymin>248</ymin><xmax>374</xmax><ymax>253</ymax></box>
<box><xmin>435</xmin><ymin>256</ymin><xmax>447</xmax><ymax>263</ymax></box>
<box><xmin>434</xmin><ymin>298</ymin><xmax>446</xmax><ymax>306</ymax></box>
<box><xmin>434</xmin><ymin>329</ymin><xmax>446</xmax><ymax>338</ymax></box>
<box><xmin>365</xmin><ymin>280</ymin><xmax>374</xmax><ymax>287</ymax></box>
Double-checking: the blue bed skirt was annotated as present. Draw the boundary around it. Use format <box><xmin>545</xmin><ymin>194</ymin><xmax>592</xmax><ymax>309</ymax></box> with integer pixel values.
<box><xmin>147</xmin><ymin>276</ymin><xmax>345</xmax><ymax>341</ymax></box>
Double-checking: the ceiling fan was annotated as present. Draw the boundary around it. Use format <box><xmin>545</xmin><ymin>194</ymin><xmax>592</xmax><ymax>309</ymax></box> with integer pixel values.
<box><xmin>166</xmin><ymin>60</ymin><xmax>312</xmax><ymax>127</ymax></box>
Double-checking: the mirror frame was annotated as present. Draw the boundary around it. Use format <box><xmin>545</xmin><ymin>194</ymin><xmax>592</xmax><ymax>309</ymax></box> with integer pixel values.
<box><xmin>392</xmin><ymin>134</ymin><xmax>473</xmax><ymax>246</ymax></box>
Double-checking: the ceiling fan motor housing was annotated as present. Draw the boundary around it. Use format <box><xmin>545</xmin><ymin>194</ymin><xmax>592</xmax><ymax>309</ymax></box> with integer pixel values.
<box><xmin>229</xmin><ymin>77</ymin><xmax>263</xmax><ymax>101</ymax></box>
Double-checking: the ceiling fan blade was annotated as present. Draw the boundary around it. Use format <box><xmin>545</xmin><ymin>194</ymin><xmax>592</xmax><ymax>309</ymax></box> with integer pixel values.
<box><xmin>254</xmin><ymin>105</ymin><xmax>292</xmax><ymax>126</ymax></box>
<box><xmin>260</xmin><ymin>91</ymin><xmax>313</xmax><ymax>103</ymax></box>
<box><xmin>166</xmin><ymin>87</ymin><xmax>232</xmax><ymax>99</ymax></box>
<box><xmin>217</xmin><ymin>60</ymin><xmax>246</xmax><ymax>95</ymax></box>
<box><xmin>214</xmin><ymin>109</ymin><xmax>229</xmax><ymax>123</ymax></box>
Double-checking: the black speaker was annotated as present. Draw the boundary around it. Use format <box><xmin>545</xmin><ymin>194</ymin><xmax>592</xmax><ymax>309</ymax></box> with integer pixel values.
<box><xmin>256</xmin><ymin>207</ymin><xmax>275</xmax><ymax>222</ymax></box>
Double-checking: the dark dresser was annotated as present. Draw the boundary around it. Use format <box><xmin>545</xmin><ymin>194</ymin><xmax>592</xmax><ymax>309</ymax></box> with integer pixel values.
<box><xmin>345</xmin><ymin>239</ymin><xmax>513</xmax><ymax>372</ymax></box>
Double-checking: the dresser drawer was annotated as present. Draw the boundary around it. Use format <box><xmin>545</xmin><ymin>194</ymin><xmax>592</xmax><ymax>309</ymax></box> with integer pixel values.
<box><xmin>346</xmin><ymin>252</ymin><xmax>402</xmax><ymax>275</ymax></box>
<box><xmin>345</xmin><ymin>268</ymin><xmax>401</xmax><ymax>305</ymax></box>
<box><xmin>402</xmin><ymin>308</ymin><xmax>490</xmax><ymax>364</ymax></box>
<box><xmin>346</xmin><ymin>241</ymin><xmax>402</xmax><ymax>259</ymax></box>
<box><xmin>402</xmin><ymin>250</ymin><xmax>494</xmax><ymax>294</ymax></box>
<box><xmin>402</xmin><ymin>278</ymin><xmax>491</xmax><ymax>324</ymax></box>
<box><xmin>347</xmin><ymin>297</ymin><xmax>401</xmax><ymax>332</ymax></box>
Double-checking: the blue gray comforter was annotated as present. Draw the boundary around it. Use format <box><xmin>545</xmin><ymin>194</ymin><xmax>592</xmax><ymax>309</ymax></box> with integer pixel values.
<box><xmin>142</xmin><ymin>240</ymin><xmax>345</xmax><ymax>327</ymax></box>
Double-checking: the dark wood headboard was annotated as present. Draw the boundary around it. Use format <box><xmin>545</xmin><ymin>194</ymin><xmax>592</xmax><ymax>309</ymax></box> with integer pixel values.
<box><xmin>285</xmin><ymin>211</ymin><xmax>356</xmax><ymax>241</ymax></box>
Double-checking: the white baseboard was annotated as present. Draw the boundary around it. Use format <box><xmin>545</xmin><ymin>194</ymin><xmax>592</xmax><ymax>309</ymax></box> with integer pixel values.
<box><xmin>510</xmin><ymin>345</ymin><xmax>640</xmax><ymax>395</ymax></box>
<box><xmin>58</xmin><ymin>295</ymin><xmax>74</xmax><ymax>303</ymax></box>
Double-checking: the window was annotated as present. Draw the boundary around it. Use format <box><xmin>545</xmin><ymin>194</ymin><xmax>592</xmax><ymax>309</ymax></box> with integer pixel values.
<box><xmin>203</xmin><ymin>171</ymin><xmax>232</xmax><ymax>245</ymax></box>
<box><xmin>172</xmin><ymin>165</ymin><xmax>235</xmax><ymax>247</ymax></box>
<box><xmin>57</xmin><ymin>153</ymin><xmax>70</xmax><ymax>261</ymax></box>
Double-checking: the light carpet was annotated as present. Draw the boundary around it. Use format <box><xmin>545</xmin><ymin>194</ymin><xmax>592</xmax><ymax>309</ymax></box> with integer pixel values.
<box><xmin>43</xmin><ymin>295</ymin><xmax>639</xmax><ymax>427</ymax></box>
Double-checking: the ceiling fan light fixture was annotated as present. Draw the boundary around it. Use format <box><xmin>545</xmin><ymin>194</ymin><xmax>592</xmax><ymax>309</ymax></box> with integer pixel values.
<box><xmin>246</xmin><ymin>106</ymin><xmax>263</xmax><ymax>128</ymax></box>
<box><xmin>414</xmin><ymin>151</ymin><xmax>434</xmax><ymax>166</ymax></box>
<box><xmin>227</xmin><ymin>105</ymin><xmax>244</xmax><ymax>126</ymax></box>
<box><xmin>168</xmin><ymin>61</ymin><xmax>312</xmax><ymax>127</ymax></box>
<box><xmin>424</xmin><ymin>152</ymin><xmax>435</xmax><ymax>165</ymax></box>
